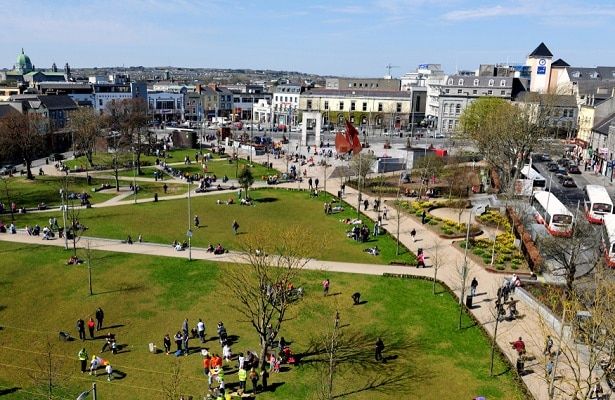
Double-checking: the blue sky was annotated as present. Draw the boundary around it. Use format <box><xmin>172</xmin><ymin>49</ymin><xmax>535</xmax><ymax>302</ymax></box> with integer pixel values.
<box><xmin>2</xmin><ymin>0</ymin><xmax>615</xmax><ymax>77</ymax></box>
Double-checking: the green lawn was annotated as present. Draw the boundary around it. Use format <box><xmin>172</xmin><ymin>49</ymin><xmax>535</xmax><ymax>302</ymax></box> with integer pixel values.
<box><xmin>63</xmin><ymin>149</ymin><xmax>224</xmax><ymax>170</ymax></box>
<box><xmin>170</xmin><ymin>159</ymin><xmax>278</xmax><ymax>180</ymax></box>
<box><xmin>0</xmin><ymin>242</ymin><xmax>525</xmax><ymax>400</ymax></box>
<box><xmin>0</xmin><ymin>176</ymin><xmax>119</xmax><ymax>210</ymax></box>
<box><xmin>11</xmin><ymin>189</ymin><xmax>415</xmax><ymax>265</ymax></box>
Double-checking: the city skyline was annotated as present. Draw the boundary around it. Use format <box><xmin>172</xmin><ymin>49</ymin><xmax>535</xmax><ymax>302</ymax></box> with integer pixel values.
<box><xmin>2</xmin><ymin>0</ymin><xmax>615</xmax><ymax>77</ymax></box>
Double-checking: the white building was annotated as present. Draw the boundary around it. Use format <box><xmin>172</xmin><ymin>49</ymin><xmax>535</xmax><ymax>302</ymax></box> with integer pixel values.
<box><xmin>272</xmin><ymin>84</ymin><xmax>302</xmax><ymax>126</ymax></box>
<box><xmin>148</xmin><ymin>91</ymin><xmax>185</xmax><ymax>122</ymax></box>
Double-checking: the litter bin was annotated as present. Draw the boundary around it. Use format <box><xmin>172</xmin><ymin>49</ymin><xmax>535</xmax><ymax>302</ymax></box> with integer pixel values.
<box><xmin>465</xmin><ymin>294</ymin><xmax>473</xmax><ymax>308</ymax></box>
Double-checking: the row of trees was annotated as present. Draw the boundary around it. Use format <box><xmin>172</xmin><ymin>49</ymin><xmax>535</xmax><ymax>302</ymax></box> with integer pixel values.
<box><xmin>0</xmin><ymin>98</ymin><xmax>149</xmax><ymax>182</ymax></box>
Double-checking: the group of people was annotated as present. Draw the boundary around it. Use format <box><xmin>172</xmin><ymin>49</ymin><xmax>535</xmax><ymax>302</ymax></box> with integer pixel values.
<box><xmin>206</xmin><ymin>243</ymin><xmax>226</xmax><ymax>255</ymax></box>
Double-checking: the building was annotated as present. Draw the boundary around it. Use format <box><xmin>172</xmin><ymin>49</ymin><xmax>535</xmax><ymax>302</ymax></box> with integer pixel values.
<box><xmin>515</xmin><ymin>92</ymin><xmax>578</xmax><ymax>137</ymax></box>
<box><xmin>272</xmin><ymin>84</ymin><xmax>303</xmax><ymax>126</ymax></box>
<box><xmin>437</xmin><ymin>75</ymin><xmax>524</xmax><ymax>133</ymax></box>
<box><xmin>526</xmin><ymin>42</ymin><xmax>554</xmax><ymax>93</ymax></box>
<box><xmin>588</xmin><ymin>114</ymin><xmax>615</xmax><ymax>176</ymax></box>
<box><xmin>148</xmin><ymin>91</ymin><xmax>185</xmax><ymax>122</ymax></box>
<box><xmin>8</xmin><ymin>94</ymin><xmax>78</xmax><ymax>131</ymax></box>
<box><xmin>0</xmin><ymin>49</ymin><xmax>34</xmax><ymax>82</ymax></box>
<box><xmin>35</xmin><ymin>82</ymin><xmax>96</xmax><ymax>106</ymax></box>
<box><xmin>299</xmin><ymin>88</ymin><xmax>419</xmax><ymax>131</ymax></box>
<box><xmin>229</xmin><ymin>85</ymin><xmax>272</xmax><ymax>121</ymax></box>
<box><xmin>325</xmin><ymin>78</ymin><xmax>400</xmax><ymax>92</ymax></box>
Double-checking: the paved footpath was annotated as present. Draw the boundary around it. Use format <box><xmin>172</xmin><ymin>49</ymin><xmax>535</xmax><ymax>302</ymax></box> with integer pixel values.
<box><xmin>14</xmin><ymin>146</ymin><xmax>591</xmax><ymax>399</ymax></box>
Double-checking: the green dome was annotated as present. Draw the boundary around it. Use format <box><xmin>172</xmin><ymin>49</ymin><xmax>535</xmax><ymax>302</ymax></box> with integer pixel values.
<box><xmin>16</xmin><ymin>48</ymin><xmax>33</xmax><ymax>73</ymax></box>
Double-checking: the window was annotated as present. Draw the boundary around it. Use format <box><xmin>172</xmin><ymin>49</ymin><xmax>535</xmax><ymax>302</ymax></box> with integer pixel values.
<box><xmin>351</xmin><ymin>101</ymin><xmax>356</xmax><ymax>111</ymax></box>
<box><xmin>362</xmin><ymin>102</ymin><xmax>367</xmax><ymax>111</ymax></box>
<box><xmin>501</xmin><ymin>90</ymin><xmax>506</xmax><ymax>95</ymax></box>
<box><xmin>473</xmin><ymin>79</ymin><xmax>479</xmax><ymax>86</ymax></box>
<box><xmin>473</xmin><ymin>89</ymin><xmax>477</xmax><ymax>94</ymax></box>
<box><xmin>448</xmin><ymin>78</ymin><xmax>453</xmax><ymax>85</ymax></box>
<box><xmin>415</xmin><ymin>95</ymin><xmax>420</xmax><ymax>112</ymax></box>
<box><xmin>445</xmin><ymin>89</ymin><xmax>450</xmax><ymax>93</ymax></box>
<box><xmin>284</xmin><ymin>96</ymin><xmax>288</xmax><ymax>102</ymax></box>
<box><xmin>378</xmin><ymin>102</ymin><xmax>383</xmax><ymax>112</ymax></box>
<box><xmin>275</xmin><ymin>96</ymin><xmax>278</xmax><ymax>101</ymax></box>
<box><xmin>339</xmin><ymin>101</ymin><xmax>344</xmax><ymax>110</ymax></box>
<box><xmin>458</xmin><ymin>79</ymin><xmax>464</xmax><ymax>85</ymax></box>
<box><xmin>487</xmin><ymin>90</ymin><xmax>493</xmax><ymax>95</ymax></box>
<box><xmin>500</xmin><ymin>80</ymin><xmax>506</xmax><ymax>87</ymax></box>
<box><xmin>324</xmin><ymin>101</ymin><xmax>329</xmax><ymax>110</ymax></box>
<box><xmin>488</xmin><ymin>79</ymin><xmax>494</xmax><ymax>87</ymax></box>
<box><xmin>307</xmin><ymin>100</ymin><xmax>312</xmax><ymax>110</ymax></box>
<box><xmin>348</xmin><ymin>83</ymin><xmax>352</xmax><ymax>88</ymax></box>
<box><xmin>456</xmin><ymin>104</ymin><xmax>461</xmax><ymax>114</ymax></box>
<box><xmin>396</xmin><ymin>103</ymin><xmax>402</xmax><ymax>112</ymax></box>
<box><xmin>99</xmin><ymin>99</ymin><xmax>103</xmax><ymax>106</ymax></box>
<box><xmin>458</xmin><ymin>89</ymin><xmax>462</xmax><ymax>94</ymax></box>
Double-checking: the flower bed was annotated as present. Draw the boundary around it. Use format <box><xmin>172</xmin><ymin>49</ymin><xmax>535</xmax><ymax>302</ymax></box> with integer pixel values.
<box><xmin>460</xmin><ymin>210</ymin><xmax>529</xmax><ymax>272</ymax></box>
<box><xmin>397</xmin><ymin>200</ymin><xmax>482</xmax><ymax>238</ymax></box>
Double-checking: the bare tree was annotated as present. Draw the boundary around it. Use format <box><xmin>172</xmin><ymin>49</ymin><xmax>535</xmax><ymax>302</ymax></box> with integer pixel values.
<box><xmin>348</xmin><ymin>153</ymin><xmax>376</xmax><ymax>182</ymax></box>
<box><xmin>0</xmin><ymin>112</ymin><xmax>46</xmax><ymax>180</ymax></box>
<box><xmin>431</xmin><ymin>240</ymin><xmax>446</xmax><ymax>295</ymax></box>
<box><xmin>28</xmin><ymin>339</ymin><xmax>69</xmax><ymax>399</ymax></box>
<box><xmin>69</xmin><ymin>107</ymin><xmax>103</xmax><ymax>167</ymax></box>
<box><xmin>538</xmin><ymin>215</ymin><xmax>601</xmax><ymax>297</ymax></box>
<box><xmin>160</xmin><ymin>360</ymin><xmax>184</xmax><ymax>400</ymax></box>
<box><xmin>224</xmin><ymin>226</ymin><xmax>312</xmax><ymax>370</ymax></box>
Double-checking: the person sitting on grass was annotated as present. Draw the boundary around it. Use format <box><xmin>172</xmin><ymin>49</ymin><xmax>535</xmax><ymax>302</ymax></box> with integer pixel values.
<box><xmin>364</xmin><ymin>246</ymin><xmax>379</xmax><ymax>256</ymax></box>
<box><xmin>206</xmin><ymin>243</ymin><xmax>215</xmax><ymax>253</ymax></box>
<box><xmin>66</xmin><ymin>255</ymin><xmax>81</xmax><ymax>265</ymax></box>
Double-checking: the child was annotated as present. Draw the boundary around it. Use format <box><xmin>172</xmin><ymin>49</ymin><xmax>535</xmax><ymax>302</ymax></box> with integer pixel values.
<box><xmin>105</xmin><ymin>363</ymin><xmax>113</xmax><ymax>381</ymax></box>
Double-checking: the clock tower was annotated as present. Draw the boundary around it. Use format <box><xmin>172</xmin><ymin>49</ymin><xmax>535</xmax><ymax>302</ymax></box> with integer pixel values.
<box><xmin>526</xmin><ymin>42</ymin><xmax>553</xmax><ymax>93</ymax></box>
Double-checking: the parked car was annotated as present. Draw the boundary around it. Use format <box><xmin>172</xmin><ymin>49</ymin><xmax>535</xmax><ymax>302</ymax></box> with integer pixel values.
<box><xmin>562</xmin><ymin>177</ymin><xmax>577</xmax><ymax>188</ymax></box>
<box><xmin>568</xmin><ymin>164</ymin><xmax>581</xmax><ymax>174</ymax></box>
<box><xmin>0</xmin><ymin>164</ymin><xmax>16</xmax><ymax>176</ymax></box>
<box><xmin>50</xmin><ymin>153</ymin><xmax>64</xmax><ymax>161</ymax></box>
<box><xmin>547</xmin><ymin>162</ymin><xmax>559</xmax><ymax>172</ymax></box>
<box><xmin>431</xmin><ymin>133</ymin><xmax>446</xmax><ymax>139</ymax></box>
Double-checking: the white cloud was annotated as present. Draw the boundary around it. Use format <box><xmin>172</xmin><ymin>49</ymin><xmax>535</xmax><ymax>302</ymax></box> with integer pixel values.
<box><xmin>443</xmin><ymin>5</ymin><xmax>528</xmax><ymax>21</ymax></box>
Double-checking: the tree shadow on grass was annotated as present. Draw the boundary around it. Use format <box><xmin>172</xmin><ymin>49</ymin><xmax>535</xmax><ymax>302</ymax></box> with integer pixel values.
<box><xmin>264</xmin><ymin>382</ymin><xmax>285</xmax><ymax>392</ymax></box>
<box><xmin>254</xmin><ymin>197</ymin><xmax>278</xmax><ymax>203</ymax></box>
<box><xmin>94</xmin><ymin>284</ymin><xmax>145</xmax><ymax>296</ymax></box>
<box><xmin>0</xmin><ymin>387</ymin><xmax>20</xmax><ymax>395</ymax></box>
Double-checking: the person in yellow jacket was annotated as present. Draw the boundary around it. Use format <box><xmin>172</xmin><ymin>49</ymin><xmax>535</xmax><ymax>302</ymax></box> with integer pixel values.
<box><xmin>238</xmin><ymin>367</ymin><xmax>247</xmax><ymax>392</ymax></box>
<box><xmin>78</xmin><ymin>348</ymin><xmax>88</xmax><ymax>373</ymax></box>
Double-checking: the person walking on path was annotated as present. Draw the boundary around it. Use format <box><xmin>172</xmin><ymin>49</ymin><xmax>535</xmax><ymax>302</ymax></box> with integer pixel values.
<box><xmin>410</xmin><ymin>228</ymin><xmax>416</xmax><ymax>242</ymax></box>
<box><xmin>78</xmin><ymin>348</ymin><xmax>88</xmax><ymax>373</ymax></box>
<box><xmin>76</xmin><ymin>319</ymin><xmax>86</xmax><ymax>341</ymax></box>
<box><xmin>341</xmin><ymin>183</ymin><xmax>346</xmax><ymax>196</ymax></box>
<box><xmin>510</xmin><ymin>337</ymin><xmax>526</xmax><ymax>356</ymax></box>
<box><xmin>232</xmin><ymin>220</ymin><xmax>240</xmax><ymax>235</ymax></box>
<box><xmin>163</xmin><ymin>183</ymin><xmax>168</xmax><ymax>194</ymax></box>
<box><xmin>248</xmin><ymin>368</ymin><xmax>259</xmax><ymax>394</ymax></box>
<box><xmin>363</xmin><ymin>199</ymin><xmax>369</xmax><ymax>211</ymax></box>
<box><xmin>373</xmin><ymin>221</ymin><xmax>380</xmax><ymax>236</ymax></box>
<box><xmin>315</xmin><ymin>178</ymin><xmax>319</xmax><ymax>189</ymax></box>
<box><xmin>95</xmin><ymin>307</ymin><xmax>104</xmax><ymax>331</ymax></box>
<box><xmin>308</xmin><ymin>177</ymin><xmax>313</xmax><ymax>190</ymax></box>
<box><xmin>194</xmin><ymin>215</ymin><xmax>200</xmax><ymax>228</ymax></box>
<box><xmin>87</xmin><ymin>317</ymin><xmax>95</xmax><ymax>339</ymax></box>
<box><xmin>470</xmin><ymin>277</ymin><xmax>478</xmax><ymax>297</ymax></box>
<box><xmin>544</xmin><ymin>335</ymin><xmax>553</xmax><ymax>355</ymax></box>
<box><xmin>322</xmin><ymin>278</ymin><xmax>330</xmax><ymax>296</ymax></box>
<box><xmin>421</xmin><ymin>210</ymin><xmax>427</xmax><ymax>224</ymax></box>
<box><xmin>375</xmin><ymin>337</ymin><xmax>385</xmax><ymax>362</ymax></box>
<box><xmin>383</xmin><ymin>206</ymin><xmax>388</xmax><ymax>220</ymax></box>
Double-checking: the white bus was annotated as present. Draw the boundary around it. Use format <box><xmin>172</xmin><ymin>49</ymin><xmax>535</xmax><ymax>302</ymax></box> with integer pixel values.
<box><xmin>521</xmin><ymin>165</ymin><xmax>546</xmax><ymax>188</ymax></box>
<box><xmin>532</xmin><ymin>191</ymin><xmax>574</xmax><ymax>236</ymax></box>
<box><xmin>584</xmin><ymin>185</ymin><xmax>613</xmax><ymax>224</ymax></box>
<box><xmin>602</xmin><ymin>214</ymin><xmax>615</xmax><ymax>267</ymax></box>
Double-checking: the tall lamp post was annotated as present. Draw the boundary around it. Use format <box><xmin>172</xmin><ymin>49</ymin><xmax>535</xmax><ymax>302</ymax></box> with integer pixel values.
<box><xmin>187</xmin><ymin>179</ymin><xmax>192</xmax><ymax>261</ymax></box>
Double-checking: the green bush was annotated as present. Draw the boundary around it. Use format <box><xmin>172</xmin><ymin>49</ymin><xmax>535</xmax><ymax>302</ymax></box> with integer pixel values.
<box><xmin>428</xmin><ymin>220</ymin><xmax>438</xmax><ymax>225</ymax></box>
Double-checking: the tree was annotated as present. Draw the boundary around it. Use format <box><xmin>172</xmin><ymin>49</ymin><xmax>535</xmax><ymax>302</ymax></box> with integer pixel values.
<box><xmin>224</xmin><ymin>225</ymin><xmax>311</xmax><ymax>371</ymax></box>
<box><xmin>28</xmin><ymin>340</ymin><xmax>69</xmax><ymax>399</ymax></box>
<box><xmin>430</xmin><ymin>240</ymin><xmax>446</xmax><ymax>295</ymax></box>
<box><xmin>69</xmin><ymin>107</ymin><xmax>103</xmax><ymax>167</ymax></box>
<box><xmin>414</xmin><ymin>154</ymin><xmax>446</xmax><ymax>197</ymax></box>
<box><xmin>0</xmin><ymin>112</ymin><xmax>45</xmax><ymax>180</ymax></box>
<box><xmin>349</xmin><ymin>153</ymin><xmax>376</xmax><ymax>182</ymax></box>
<box><xmin>459</xmin><ymin>97</ymin><xmax>550</xmax><ymax>192</ymax></box>
<box><xmin>538</xmin><ymin>215</ymin><xmax>601</xmax><ymax>297</ymax></box>
<box><xmin>537</xmin><ymin>268</ymin><xmax>615</xmax><ymax>399</ymax></box>
<box><xmin>238</xmin><ymin>165</ymin><xmax>254</xmax><ymax>199</ymax></box>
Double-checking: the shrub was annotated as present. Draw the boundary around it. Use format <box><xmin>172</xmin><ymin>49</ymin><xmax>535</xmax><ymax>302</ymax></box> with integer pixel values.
<box><xmin>428</xmin><ymin>220</ymin><xmax>438</xmax><ymax>225</ymax></box>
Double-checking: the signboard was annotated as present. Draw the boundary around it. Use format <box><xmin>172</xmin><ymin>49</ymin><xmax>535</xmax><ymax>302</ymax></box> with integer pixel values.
<box><xmin>418</xmin><ymin>64</ymin><xmax>429</xmax><ymax>69</ymax></box>
<box><xmin>537</xmin><ymin>66</ymin><xmax>546</xmax><ymax>75</ymax></box>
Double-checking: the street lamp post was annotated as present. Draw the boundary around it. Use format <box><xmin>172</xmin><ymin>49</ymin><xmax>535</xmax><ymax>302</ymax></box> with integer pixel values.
<box><xmin>132</xmin><ymin>148</ymin><xmax>137</xmax><ymax>205</ymax></box>
<box><xmin>61</xmin><ymin>188</ymin><xmax>68</xmax><ymax>250</ymax></box>
<box><xmin>187</xmin><ymin>179</ymin><xmax>192</xmax><ymax>261</ymax></box>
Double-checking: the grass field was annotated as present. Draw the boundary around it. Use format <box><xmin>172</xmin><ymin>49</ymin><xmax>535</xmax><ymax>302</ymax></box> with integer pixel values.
<box><xmin>0</xmin><ymin>242</ymin><xmax>525</xmax><ymax>400</ymax></box>
<box><xmin>169</xmin><ymin>159</ymin><xmax>278</xmax><ymax>180</ymax></box>
<box><xmin>11</xmin><ymin>189</ymin><xmax>415</xmax><ymax>265</ymax></box>
<box><xmin>63</xmin><ymin>149</ymin><xmax>223</xmax><ymax>170</ymax></box>
<box><xmin>0</xmin><ymin>176</ymin><xmax>119</xmax><ymax>210</ymax></box>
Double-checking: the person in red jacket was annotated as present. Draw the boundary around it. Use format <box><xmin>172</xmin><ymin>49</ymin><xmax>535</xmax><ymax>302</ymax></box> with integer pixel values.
<box><xmin>510</xmin><ymin>337</ymin><xmax>526</xmax><ymax>355</ymax></box>
<box><xmin>87</xmin><ymin>317</ymin><xmax>96</xmax><ymax>339</ymax></box>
